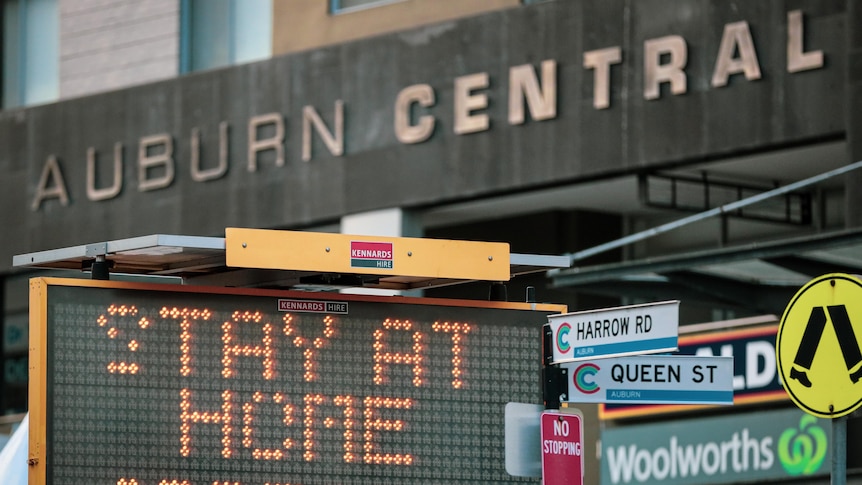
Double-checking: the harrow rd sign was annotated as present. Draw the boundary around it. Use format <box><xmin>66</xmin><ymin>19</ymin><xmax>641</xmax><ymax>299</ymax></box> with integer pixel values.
<box><xmin>547</xmin><ymin>301</ymin><xmax>679</xmax><ymax>363</ymax></box>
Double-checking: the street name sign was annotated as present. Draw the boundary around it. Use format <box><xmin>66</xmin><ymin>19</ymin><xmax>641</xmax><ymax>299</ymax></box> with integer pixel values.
<box><xmin>547</xmin><ymin>301</ymin><xmax>679</xmax><ymax>363</ymax></box>
<box><xmin>505</xmin><ymin>402</ymin><xmax>543</xmax><ymax>478</ymax></box>
<box><xmin>777</xmin><ymin>273</ymin><xmax>862</xmax><ymax>418</ymax></box>
<box><xmin>561</xmin><ymin>355</ymin><xmax>734</xmax><ymax>405</ymax></box>
<box><xmin>541</xmin><ymin>410</ymin><xmax>583</xmax><ymax>485</ymax></box>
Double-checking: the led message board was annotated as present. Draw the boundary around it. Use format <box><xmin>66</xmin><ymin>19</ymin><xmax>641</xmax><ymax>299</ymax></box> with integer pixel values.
<box><xmin>30</xmin><ymin>278</ymin><xmax>565</xmax><ymax>485</ymax></box>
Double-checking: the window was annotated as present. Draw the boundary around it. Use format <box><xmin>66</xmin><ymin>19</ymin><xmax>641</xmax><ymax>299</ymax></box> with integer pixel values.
<box><xmin>2</xmin><ymin>0</ymin><xmax>58</xmax><ymax>109</ymax></box>
<box><xmin>180</xmin><ymin>0</ymin><xmax>272</xmax><ymax>73</ymax></box>
<box><xmin>330</xmin><ymin>0</ymin><xmax>404</xmax><ymax>14</ymax></box>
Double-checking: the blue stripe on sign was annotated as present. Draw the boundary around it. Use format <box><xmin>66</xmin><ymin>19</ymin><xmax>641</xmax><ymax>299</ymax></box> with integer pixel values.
<box><xmin>605</xmin><ymin>389</ymin><xmax>734</xmax><ymax>405</ymax></box>
<box><xmin>572</xmin><ymin>337</ymin><xmax>677</xmax><ymax>358</ymax></box>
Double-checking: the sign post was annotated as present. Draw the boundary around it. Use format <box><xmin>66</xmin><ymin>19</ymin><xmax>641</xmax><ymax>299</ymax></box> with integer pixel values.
<box><xmin>776</xmin><ymin>273</ymin><xmax>862</xmax><ymax>485</ymax></box>
<box><xmin>540</xmin><ymin>410</ymin><xmax>583</xmax><ymax>485</ymax></box>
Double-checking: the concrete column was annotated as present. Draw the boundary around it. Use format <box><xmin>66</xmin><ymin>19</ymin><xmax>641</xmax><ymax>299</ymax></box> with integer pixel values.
<box><xmin>340</xmin><ymin>208</ymin><xmax>422</xmax><ymax>238</ymax></box>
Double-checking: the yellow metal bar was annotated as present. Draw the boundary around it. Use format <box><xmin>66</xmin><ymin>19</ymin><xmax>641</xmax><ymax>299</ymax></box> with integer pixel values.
<box><xmin>29</xmin><ymin>278</ymin><xmax>48</xmax><ymax>485</ymax></box>
<box><xmin>225</xmin><ymin>228</ymin><xmax>512</xmax><ymax>281</ymax></box>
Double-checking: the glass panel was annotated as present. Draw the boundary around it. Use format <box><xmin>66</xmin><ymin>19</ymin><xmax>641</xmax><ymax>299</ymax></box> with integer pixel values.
<box><xmin>2</xmin><ymin>0</ymin><xmax>22</xmax><ymax>108</ymax></box>
<box><xmin>2</xmin><ymin>0</ymin><xmax>58</xmax><ymax>108</ymax></box>
<box><xmin>331</xmin><ymin>0</ymin><xmax>398</xmax><ymax>13</ymax></box>
<box><xmin>188</xmin><ymin>0</ymin><xmax>231</xmax><ymax>71</ymax></box>
<box><xmin>22</xmin><ymin>0</ymin><xmax>58</xmax><ymax>105</ymax></box>
<box><xmin>184</xmin><ymin>0</ymin><xmax>271</xmax><ymax>72</ymax></box>
<box><xmin>233</xmin><ymin>0</ymin><xmax>271</xmax><ymax>63</ymax></box>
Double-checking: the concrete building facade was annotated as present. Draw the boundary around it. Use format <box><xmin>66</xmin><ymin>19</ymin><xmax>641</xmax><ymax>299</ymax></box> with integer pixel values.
<box><xmin>2</xmin><ymin>0</ymin><xmax>861</xmax><ymax>483</ymax></box>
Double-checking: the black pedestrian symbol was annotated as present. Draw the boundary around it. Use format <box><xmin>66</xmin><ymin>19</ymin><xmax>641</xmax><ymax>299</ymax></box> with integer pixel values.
<box><xmin>790</xmin><ymin>305</ymin><xmax>862</xmax><ymax>388</ymax></box>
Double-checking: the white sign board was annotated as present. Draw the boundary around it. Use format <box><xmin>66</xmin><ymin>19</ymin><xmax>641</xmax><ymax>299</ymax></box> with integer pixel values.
<box><xmin>561</xmin><ymin>355</ymin><xmax>734</xmax><ymax>405</ymax></box>
<box><xmin>547</xmin><ymin>300</ymin><xmax>679</xmax><ymax>363</ymax></box>
<box><xmin>504</xmin><ymin>402</ymin><xmax>543</xmax><ymax>477</ymax></box>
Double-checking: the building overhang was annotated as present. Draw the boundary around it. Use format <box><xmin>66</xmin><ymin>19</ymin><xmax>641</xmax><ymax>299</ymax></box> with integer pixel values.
<box><xmin>549</xmin><ymin>228</ymin><xmax>862</xmax><ymax>315</ymax></box>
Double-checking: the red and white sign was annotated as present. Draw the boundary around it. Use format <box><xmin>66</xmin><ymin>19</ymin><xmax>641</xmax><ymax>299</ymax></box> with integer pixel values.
<box><xmin>540</xmin><ymin>411</ymin><xmax>583</xmax><ymax>485</ymax></box>
<box><xmin>350</xmin><ymin>240</ymin><xmax>394</xmax><ymax>269</ymax></box>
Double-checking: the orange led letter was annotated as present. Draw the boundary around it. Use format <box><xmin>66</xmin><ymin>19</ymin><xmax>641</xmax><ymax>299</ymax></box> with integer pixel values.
<box><xmin>303</xmin><ymin>394</ymin><xmax>326</xmax><ymax>461</ymax></box>
<box><xmin>432</xmin><ymin>321</ymin><xmax>472</xmax><ymax>389</ymax></box>
<box><xmin>333</xmin><ymin>395</ymin><xmax>360</xmax><ymax>463</ymax></box>
<box><xmin>283</xmin><ymin>314</ymin><xmax>337</xmax><ymax>382</ymax></box>
<box><xmin>363</xmin><ymin>396</ymin><xmax>414</xmax><ymax>465</ymax></box>
<box><xmin>98</xmin><ymin>304</ymin><xmax>143</xmax><ymax>375</ymax></box>
<box><xmin>373</xmin><ymin>319</ymin><xmax>425</xmax><ymax>387</ymax></box>
<box><xmin>222</xmin><ymin>311</ymin><xmax>276</xmax><ymax>379</ymax></box>
<box><xmin>158</xmin><ymin>306</ymin><xmax>213</xmax><ymax>377</ymax></box>
<box><xmin>242</xmin><ymin>391</ymin><xmax>295</xmax><ymax>460</ymax></box>
<box><xmin>179</xmin><ymin>388</ymin><xmax>234</xmax><ymax>458</ymax></box>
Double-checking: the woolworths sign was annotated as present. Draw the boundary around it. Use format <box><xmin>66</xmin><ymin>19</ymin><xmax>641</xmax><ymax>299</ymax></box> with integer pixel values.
<box><xmin>601</xmin><ymin>408</ymin><xmax>830</xmax><ymax>484</ymax></box>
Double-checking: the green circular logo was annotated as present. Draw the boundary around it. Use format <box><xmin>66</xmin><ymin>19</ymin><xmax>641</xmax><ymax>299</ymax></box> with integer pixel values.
<box><xmin>778</xmin><ymin>414</ymin><xmax>827</xmax><ymax>476</ymax></box>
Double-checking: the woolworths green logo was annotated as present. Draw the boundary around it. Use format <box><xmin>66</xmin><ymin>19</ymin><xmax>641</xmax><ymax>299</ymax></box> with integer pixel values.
<box><xmin>778</xmin><ymin>415</ymin><xmax>827</xmax><ymax>476</ymax></box>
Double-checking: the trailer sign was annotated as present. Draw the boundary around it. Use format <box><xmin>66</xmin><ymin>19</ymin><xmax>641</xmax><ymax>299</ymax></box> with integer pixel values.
<box><xmin>29</xmin><ymin>278</ymin><xmax>565</xmax><ymax>485</ymax></box>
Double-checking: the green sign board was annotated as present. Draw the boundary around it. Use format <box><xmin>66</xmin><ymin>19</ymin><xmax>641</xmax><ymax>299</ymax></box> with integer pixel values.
<box><xmin>601</xmin><ymin>408</ymin><xmax>830</xmax><ymax>484</ymax></box>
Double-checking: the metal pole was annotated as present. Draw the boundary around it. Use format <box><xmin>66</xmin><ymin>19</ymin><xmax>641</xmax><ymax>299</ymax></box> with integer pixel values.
<box><xmin>832</xmin><ymin>416</ymin><xmax>847</xmax><ymax>485</ymax></box>
<box><xmin>563</xmin><ymin>160</ymin><xmax>862</xmax><ymax>265</ymax></box>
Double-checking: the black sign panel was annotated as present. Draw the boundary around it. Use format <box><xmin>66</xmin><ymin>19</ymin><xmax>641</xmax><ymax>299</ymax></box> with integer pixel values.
<box><xmin>33</xmin><ymin>279</ymin><xmax>563</xmax><ymax>485</ymax></box>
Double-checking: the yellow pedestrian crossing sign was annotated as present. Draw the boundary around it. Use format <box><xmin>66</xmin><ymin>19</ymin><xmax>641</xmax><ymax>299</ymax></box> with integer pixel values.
<box><xmin>777</xmin><ymin>273</ymin><xmax>862</xmax><ymax>418</ymax></box>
